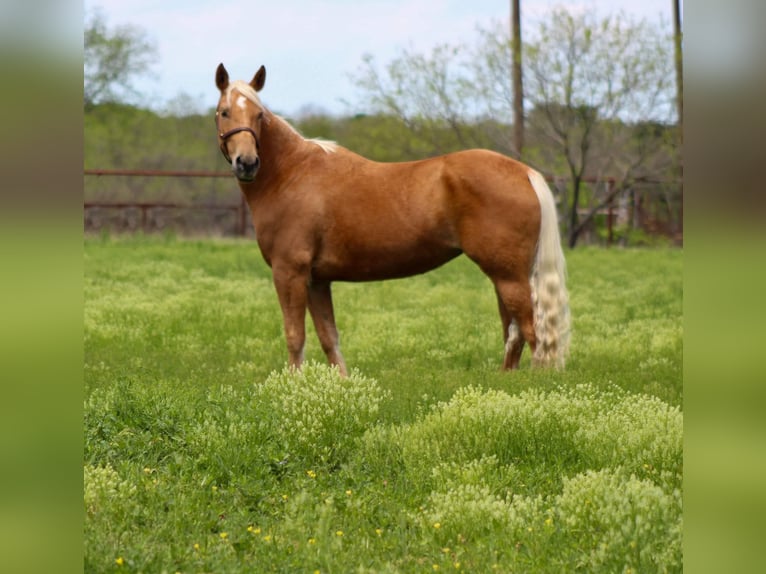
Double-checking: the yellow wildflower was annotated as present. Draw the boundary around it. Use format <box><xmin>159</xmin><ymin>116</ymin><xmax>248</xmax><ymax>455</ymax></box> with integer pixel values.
<box><xmin>219</xmin><ymin>532</ymin><xmax>228</xmax><ymax>540</ymax></box>
<box><xmin>336</xmin><ymin>530</ymin><xmax>344</xmax><ymax>537</ymax></box>
<box><xmin>307</xmin><ymin>470</ymin><xmax>317</xmax><ymax>479</ymax></box>
<box><xmin>115</xmin><ymin>557</ymin><xmax>124</xmax><ymax>566</ymax></box>
<box><xmin>433</xmin><ymin>522</ymin><xmax>441</xmax><ymax>529</ymax></box>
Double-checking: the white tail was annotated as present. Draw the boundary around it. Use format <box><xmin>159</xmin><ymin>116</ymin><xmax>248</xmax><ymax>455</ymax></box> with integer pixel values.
<box><xmin>527</xmin><ymin>170</ymin><xmax>571</xmax><ymax>368</ymax></box>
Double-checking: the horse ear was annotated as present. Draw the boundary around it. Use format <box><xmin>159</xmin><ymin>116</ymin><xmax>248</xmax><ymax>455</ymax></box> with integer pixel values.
<box><xmin>251</xmin><ymin>65</ymin><xmax>266</xmax><ymax>92</ymax></box>
<box><xmin>216</xmin><ymin>63</ymin><xmax>229</xmax><ymax>91</ymax></box>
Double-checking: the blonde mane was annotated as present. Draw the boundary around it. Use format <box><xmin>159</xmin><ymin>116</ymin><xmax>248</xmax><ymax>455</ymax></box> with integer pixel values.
<box><xmin>306</xmin><ymin>138</ymin><xmax>339</xmax><ymax>154</ymax></box>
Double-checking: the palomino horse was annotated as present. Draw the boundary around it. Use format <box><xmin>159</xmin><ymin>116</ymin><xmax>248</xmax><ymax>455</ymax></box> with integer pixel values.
<box><xmin>214</xmin><ymin>64</ymin><xmax>570</xmax><ymax>375</ymax></box>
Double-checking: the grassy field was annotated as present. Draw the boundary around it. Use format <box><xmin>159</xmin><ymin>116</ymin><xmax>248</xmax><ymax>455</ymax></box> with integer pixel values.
<box><xmin>84</xmin><ymin>235</ymin><xmax>682</xmax><ymax>573</ymax></box>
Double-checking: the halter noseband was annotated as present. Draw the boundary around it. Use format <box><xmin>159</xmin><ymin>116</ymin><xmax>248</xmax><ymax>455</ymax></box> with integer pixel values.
<box><xmin>216</xmin><ymin>114</ymin><xmax>261</xmax><ymax>165</ymax></box>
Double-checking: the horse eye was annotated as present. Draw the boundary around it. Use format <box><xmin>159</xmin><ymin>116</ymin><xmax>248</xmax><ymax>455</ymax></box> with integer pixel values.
<box><xmin>221</xmin><ymin>110</ymin><xmax>230</xmax><ymax>118</ymax></box>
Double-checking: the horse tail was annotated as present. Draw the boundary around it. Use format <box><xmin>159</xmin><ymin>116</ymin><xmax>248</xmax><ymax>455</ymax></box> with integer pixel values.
<box><xmin>527</xmin><ymin>169</ymin><xmax>571</xmax><ymax>368</ymax></box>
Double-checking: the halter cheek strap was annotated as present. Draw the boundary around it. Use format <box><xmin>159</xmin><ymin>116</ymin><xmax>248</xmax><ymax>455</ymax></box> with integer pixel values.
<box><xmin>216</xmin><ymin>117</ymin><xmax>261</xmax><ymax>164</ymax></box>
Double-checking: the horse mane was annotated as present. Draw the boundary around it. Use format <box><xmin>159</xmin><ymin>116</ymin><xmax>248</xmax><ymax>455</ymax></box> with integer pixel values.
<box><xmin>225</xmin><ymin>80</ymin><xmax>338</xmax><ymax>154</ymax></box>
<box><xmin>306</xmin><ymin>138</ymin><xmax>339</xmax><ymax>154</ymax></box>
<box><xmin>274</xmin><ymin>115</ymin><xmax>338</xmax><ymax>154</ymax></box>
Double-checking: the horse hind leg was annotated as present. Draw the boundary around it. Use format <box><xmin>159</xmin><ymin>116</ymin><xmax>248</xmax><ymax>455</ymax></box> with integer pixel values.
<box><xmin>495</xmin><ymin>286</ymin><xmax>521</xmax><ymax>369</ymax></box>
<box><xmin>494</xmin><ymin>279</ymin><xmax>537</xmax><ymax>370</ymax></box>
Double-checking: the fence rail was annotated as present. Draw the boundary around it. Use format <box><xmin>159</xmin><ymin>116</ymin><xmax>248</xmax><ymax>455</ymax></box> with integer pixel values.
<box><xmin>84</xmin><ymin>168</ymin><xmax>251</xmax><ymax>236</ymax></box>
<box><xmin>85</xmin><ymin>168</ymin><xmax>232</xmax><ymax>178</ymax></box>
<box><xmin>84</xmin><ymin>169</ymin><xmax>681</xmax><ymax>244</ymax></box>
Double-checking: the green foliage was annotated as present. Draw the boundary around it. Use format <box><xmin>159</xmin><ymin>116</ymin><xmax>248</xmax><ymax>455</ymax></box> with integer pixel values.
<box><xmin>601</xmin><ymin>224</ymin><xmax>674</xmax><ymax>248</ymax></box>
<box><xmin>84</xmin><ymin>103</ymin><xmax>232</xmax><ymax>205</ymax></box>
<box><xmin>84</xmin><ymin>237</ymin><xmax>682</xmax><ymax>572</ymax></box>
<box><xmin>84</xmin><ymin>8</ymin><xmax>158</xmax><ymax>107</ymax></box>
<box><xmin>554</xmin><ymin>470</ymin><xmax>682</xmax><ymax>572</ymax></box>
<box><xmin>363</xmin><ymin>384</ymin><xmax>681</xmax><ymax>493</ymax></box>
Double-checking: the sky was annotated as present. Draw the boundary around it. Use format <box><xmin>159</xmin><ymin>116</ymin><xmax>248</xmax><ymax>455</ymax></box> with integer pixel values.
<box><xmin>84</xmin><ymin>0</ymin><xmax>676</xmax><ymax>117</ymax></box>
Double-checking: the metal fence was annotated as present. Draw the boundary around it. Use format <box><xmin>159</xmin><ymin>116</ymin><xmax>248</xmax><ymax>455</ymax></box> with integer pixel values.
<box><xmin>84</xmin><ymin>169</ymin><xmax>252</xmax><ymax>236</ymax></box>
<box><xmin>84</xmin><ymin>169</ymin><xmax>681</xmax><ymax>245</ymax></box>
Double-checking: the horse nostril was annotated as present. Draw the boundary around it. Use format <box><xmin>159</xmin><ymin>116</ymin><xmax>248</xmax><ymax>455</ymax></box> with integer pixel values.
<box><xmin>234</xmin><ymin>156</ymin><xmax>259</xmax><ymax>172</ymax></box>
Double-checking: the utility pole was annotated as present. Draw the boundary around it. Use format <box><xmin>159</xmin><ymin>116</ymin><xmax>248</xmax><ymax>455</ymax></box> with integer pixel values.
<box><xmin>673</xmin><ymin>0</ymin><xmax>683</xmax><ymax>130</ymax></box>
<box><xmin>511</xmin><ymin>0</ymin><xmax>524</xmax><ymax>158</ymax></box>
<box><xmin>673</xmin><ymin>0</ymin><xmax>683</xmax><ymax>237</ymax></box>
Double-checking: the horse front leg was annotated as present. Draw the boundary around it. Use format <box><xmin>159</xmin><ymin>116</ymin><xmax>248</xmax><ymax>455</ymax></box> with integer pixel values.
<box><xmin>273</xmin><ymin>266</ymin><xmax>309</xmax><ymax>371</ymax></box>
<box><xmin>307</xmin><ymin>280</ymin><xmax>347</xmax><ymax>376</ymax></box>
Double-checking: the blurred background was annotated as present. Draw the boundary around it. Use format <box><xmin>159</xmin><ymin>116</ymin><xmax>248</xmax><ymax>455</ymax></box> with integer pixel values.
<box><xmin>83</xmin><ymin>0</ymin><xmax>682</xmax><ymax>247</ymax></box>
<box><xmin>4</xmin><ymin>1</ymin><xmax>766</xmax><ymax>573</ymax></box>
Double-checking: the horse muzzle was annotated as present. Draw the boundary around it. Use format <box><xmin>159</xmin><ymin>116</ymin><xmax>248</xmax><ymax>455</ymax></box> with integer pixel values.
<box><xmin>232</xmin><ymin>154</ymin><xmax>261</xmax><ymax>182</ymax></box>
<box><xmin>217</xmin><ymin>124</ymin><xmax>262</xmax><ymax>181</ymax></box>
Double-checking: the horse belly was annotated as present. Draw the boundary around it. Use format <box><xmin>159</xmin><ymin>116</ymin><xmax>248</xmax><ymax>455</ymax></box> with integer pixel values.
<box><xmin>314</xmin><ymin>229</ymin><xmax>461</xmax><ymax>282</ymax></box>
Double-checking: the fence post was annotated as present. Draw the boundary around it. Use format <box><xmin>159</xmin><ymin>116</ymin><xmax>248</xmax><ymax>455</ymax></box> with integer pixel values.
<box><xmin>239</xmin><ymin>195</ymin><xmax>248</xmax><ymax>236</ymax></box>
<box><xmin>607</xmin><ymin>180</ymin><xmax>614</xmax><ymax>247</ymax></box>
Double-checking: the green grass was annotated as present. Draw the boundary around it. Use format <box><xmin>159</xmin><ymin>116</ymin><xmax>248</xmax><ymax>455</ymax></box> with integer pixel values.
<box><xmin>84</xmin><ymin>235</ymin><xmax>682</xmax><ymax>573</ymax></box>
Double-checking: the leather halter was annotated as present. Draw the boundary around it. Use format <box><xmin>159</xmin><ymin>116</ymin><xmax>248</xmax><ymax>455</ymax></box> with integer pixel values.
<box><xmin>216</xmin><ymin>113</ymin><xmax>261</xmax><ymax>164</ymax></box>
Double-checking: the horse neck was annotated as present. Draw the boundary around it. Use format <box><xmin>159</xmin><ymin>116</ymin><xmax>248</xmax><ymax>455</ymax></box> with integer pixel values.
<box><xmin>239</xmin><ymin>112</ymin><xmax>321</xmax><ymax>199</ymax></box>
<box><xmin>260</xmin><ymin>113</ymin><xmax>313</xmax><ymax>170</ymax></box>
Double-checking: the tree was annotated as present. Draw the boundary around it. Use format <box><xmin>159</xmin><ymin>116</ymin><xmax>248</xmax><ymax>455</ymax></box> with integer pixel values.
<box><xmin>673</xmin><ymin>0</ymin><xmax>683</xmax><ymax>234</ymax></box>
<box><xmin>351</xmin><ymin>46</ymin><xmax>483</xmax><ymax>155</ymax></box>
<box><xmin>523</xmin><ymin>8</ymin><xmax>676</xmax><ymax>246</ymax></box>
<box><xmin>84</xmin><ymin>9</ymin><xmax>157</xmax><ymax>108</ymax></box>
<box><xmin>351</xmin><ymin>7</ymin><xmax>678</xmax><ymax>247</ymax></box>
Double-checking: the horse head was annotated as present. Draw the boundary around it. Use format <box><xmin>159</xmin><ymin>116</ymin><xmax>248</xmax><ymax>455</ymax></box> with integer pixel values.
<box><xmin>215</xmin><ymin>63</ymin><xmax>267</xmax><ymax>182</ymax></box>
